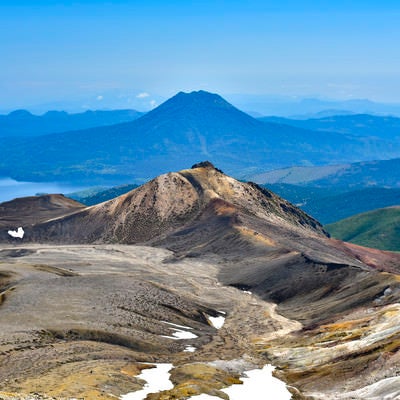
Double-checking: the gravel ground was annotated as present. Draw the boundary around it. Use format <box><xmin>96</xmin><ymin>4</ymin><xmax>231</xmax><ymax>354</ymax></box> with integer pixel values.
<box><xmin>0</xmin><ymin>244</ymin><xmax>285</xmax><ymax>399</ymax></box>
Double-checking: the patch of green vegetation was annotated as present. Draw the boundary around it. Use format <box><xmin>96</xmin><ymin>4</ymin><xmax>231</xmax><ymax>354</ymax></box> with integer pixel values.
<box><xmin>326</xmin><ymin>207</ymin><xmax>400</xmax><ymax>251</ymax></box>
<box><xmin>265</xmin><ymin>184</ymin><xmax>400</xmax><ymax>224</ymax></box>
<box><xmin>67</xmin><ymin>186</ymin><xmax>108</xmax><ymax>199</ymax></box>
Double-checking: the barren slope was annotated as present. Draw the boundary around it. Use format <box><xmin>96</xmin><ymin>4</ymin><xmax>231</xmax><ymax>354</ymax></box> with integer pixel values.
<box><xmin>0</xmin><ymin>194</ymin><xmax>85</xmax><ymax>241</ymax></box>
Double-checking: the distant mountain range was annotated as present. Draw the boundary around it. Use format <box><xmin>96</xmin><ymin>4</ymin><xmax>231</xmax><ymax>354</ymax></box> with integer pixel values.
<box><xmin>326</xmin><ymin>206</ymin><xmax>400</xmax><ymax>251</ymax></box>
<box><xmin>7</xmin><ymin>92</ymin><xmax>400</xmax><ymax>117</ymax></box>
<box><xmin>0</xmin><ymin>109</ymin><xmax>143</xmax><ymax>137</ymax></box>
<box><xmin>250</xmin><ymin>158</ymin><xmax>400</xmax><ymax>189</ymax></box>
<box><xmin>226</xmin><ymin>94</ymin><xmax>400</xmax><ymax>117</ymax></box>
<box><xmin>2</xmin><ymin>90</ymin><xmax>400</xmax><ymax>184</ymax></box>
<box><xmin>260</xmin><ymin>113</ymin><xmax>400</xmax><ymax>139</ymax></box>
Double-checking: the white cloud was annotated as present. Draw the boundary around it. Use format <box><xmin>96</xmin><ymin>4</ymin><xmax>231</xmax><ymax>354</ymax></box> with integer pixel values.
<box><xmin>96</xmin><ymin>95</ymin><xmax>104</xmax><ymax>101</ymax></box>
<box><xmin>150</xmin><ymin>99</ymin><xmax>157</xmax><ymax>108</ymax></box>
<box><xmin>136</xmin><ymin>92</ymin><xmax>150</xmax><ymax>99</ymax></box>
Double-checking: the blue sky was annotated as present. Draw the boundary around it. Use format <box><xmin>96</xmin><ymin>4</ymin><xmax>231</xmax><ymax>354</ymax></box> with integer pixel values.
<box><xmin>2</xmin><ymin>1</ymin><xmax>400</xmax><ymax>111</ymax></box>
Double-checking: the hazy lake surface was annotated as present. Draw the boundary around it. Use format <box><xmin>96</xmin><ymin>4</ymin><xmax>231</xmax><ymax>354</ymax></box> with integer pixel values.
<box><xmin>0</xmin><ymin>178</ymin><xmax>89</xmax><ymax>203</ymax></box>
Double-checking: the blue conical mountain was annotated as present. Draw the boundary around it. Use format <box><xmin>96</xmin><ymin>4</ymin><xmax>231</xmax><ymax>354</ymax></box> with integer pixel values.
<box><xmin>0</xmin><ymin>91</ymin><xmax>367</xmax><ymax>183</ymax></box>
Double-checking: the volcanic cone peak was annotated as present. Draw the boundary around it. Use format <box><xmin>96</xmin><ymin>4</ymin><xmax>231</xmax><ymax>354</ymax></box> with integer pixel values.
<box><xmin>17</xmin><ymin>162</ymin><xmax>327</xmax><ymax>246</ymax></box>
<box><xmin>120</xmin><ymin>160</ymin><xmax>325</xmax><ymax>237</ymax></box>
<box><xmin>179</xmin><ymin>162</ymin><xmax>326</xmax><ymax>234</ymax></box>
<box><xmin>161</xmin><ymin>90</ymin><xmax>235</xmax><ymax>111</ymax></box>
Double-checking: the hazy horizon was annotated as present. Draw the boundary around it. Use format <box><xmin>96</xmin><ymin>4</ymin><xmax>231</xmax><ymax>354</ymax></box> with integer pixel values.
<box><xmin>3</xmin><ymin>90</ymin><xmax>400</xmax><ymax>118</ymax></box>
<box><xmin>2</xmin><ymin>1</ymin><xmax>400</xmax><ymax>113</ymax></box>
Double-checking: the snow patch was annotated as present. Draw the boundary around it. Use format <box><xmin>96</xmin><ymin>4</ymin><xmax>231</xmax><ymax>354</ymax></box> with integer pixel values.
<box><xmin>121</xmin><ymin>363</ymin><xmax>173</xmax><ymax>400</ymax></box>
<box><xmin>190</xmin><ymin>365</ymin><xmax>292</xmax><ymax>400</ymax></box>
<box><xmin>161</xmin><ymin>321</ymin><xmax>194</xmax><ymax>330</ymax></box>
<box><xmin>161</xmin><ymin>320</ymin><xmax>198</xmax><ymax>340</ymax></box>
<box><xmin>161</xmin><ymin>329</ymin><xmax>198</xmax><ymax>340</ymax></box>
<box><xmin>184</xmin><ymin>345</ymin><xmax>196</xmax><ymax>352</ymax></box>
<box><xmin>220</xmin><ymin>365</ymin><xmax>292</xmax><ymax>399</ymax></box>
<box><xmin>208</xmin><ymin>315</ymin><xmax>225</xmax><ymax>329</ymax></box>
<box><xmin>171</xmin><ymin>330</ymin><xmax>198</xmax><ymax>339</ymax></box>
<box><xmin>8</xmin><ymin>227</ymin><xmax>24</xmax><ymax>239</ymax></box>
